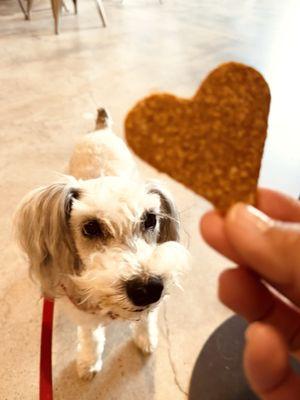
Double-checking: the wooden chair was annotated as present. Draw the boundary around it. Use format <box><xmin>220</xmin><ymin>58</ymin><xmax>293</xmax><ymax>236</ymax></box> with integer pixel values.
<box><xmin>17</xmin><ymin>0</ymin><xmax>107</xmax><ymax>34</ymax></box>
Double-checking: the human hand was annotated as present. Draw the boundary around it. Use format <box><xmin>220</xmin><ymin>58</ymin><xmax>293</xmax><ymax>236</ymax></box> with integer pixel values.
<box><xmin>200</xmin><ymin>188</ymin><xmax>300</xmax><ymax>400</ymax></box>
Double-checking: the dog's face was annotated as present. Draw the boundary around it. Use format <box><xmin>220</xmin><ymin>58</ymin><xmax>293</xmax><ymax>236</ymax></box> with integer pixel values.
<box><xmin>15</xmin><ymin>176</ymin><xmax>189</xmax><ymax>321</ymax></box>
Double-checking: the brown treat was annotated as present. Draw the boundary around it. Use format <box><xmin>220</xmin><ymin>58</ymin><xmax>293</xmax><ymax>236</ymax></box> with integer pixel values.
<box><xmin>125</xmin><ymin>62</ymin><xmax>270</xmax><ymax>212</ymax></box>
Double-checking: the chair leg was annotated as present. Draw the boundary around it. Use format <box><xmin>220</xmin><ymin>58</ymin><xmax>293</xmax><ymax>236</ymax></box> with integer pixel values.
<box><xmin>17</xmin><ymin>0</ymin><xmax>28</xmax><ymax>19</ymax></box>
<box><xmin>62</xmin><ymin>1</ymin><xmax>69</xmax><ymax>12</ymax></box>
<box><xmin>26</xmin><ymin>0</ymin><xmax>33</xmax><ymax>20</ymax></box>
<box><xmin>50</xmin><ymin>0</ymin><xmax>63</xmax><ymax>34</ymax></box>
<box><xmin>72</xmin><ymin>0</ymin><xmax>78</xmax><ymax>14</ymax></box>
<box><xmin>95</xmin><ymin>0</ymin><xmax>107</xmax><ymax>27</ymax></box>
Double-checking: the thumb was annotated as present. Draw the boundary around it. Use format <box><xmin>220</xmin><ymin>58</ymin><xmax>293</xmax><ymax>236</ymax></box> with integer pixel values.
<box><xmin>244</xmin><ymin>323</ymin><xmax>300</xmax><ymax>400</ymax></box>
<box><xmin>224</xmin><ymin>203</ymin><xmax>300</xmax><ymax>304</ymax></box>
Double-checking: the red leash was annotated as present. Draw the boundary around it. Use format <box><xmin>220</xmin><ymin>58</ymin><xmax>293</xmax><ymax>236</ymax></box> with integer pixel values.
<box><xmin>40</xmin><ymin>298</ymin><xmax>55</xmax><ymax>400</ymax></box>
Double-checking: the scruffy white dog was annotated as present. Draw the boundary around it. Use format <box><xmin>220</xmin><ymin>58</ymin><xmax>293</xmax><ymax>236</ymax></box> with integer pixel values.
<box><xmin>15</xmin><ymin>109</ymin><xmax>189</xmax><ymax>380</ymax></box>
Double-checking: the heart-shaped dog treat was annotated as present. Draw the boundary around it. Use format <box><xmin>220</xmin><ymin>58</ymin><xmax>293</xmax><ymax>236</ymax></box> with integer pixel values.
<box><xmin>125</xmin><ymin>62</ymin><xmax>270</xmax><ymax>212</ymax></box>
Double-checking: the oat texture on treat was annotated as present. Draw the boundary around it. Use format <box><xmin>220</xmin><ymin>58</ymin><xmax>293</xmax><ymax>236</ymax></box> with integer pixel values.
<box><xmin>125</xmin><ymin>62</ymin><xmax>271</xmax><ymax>212</ymax></box>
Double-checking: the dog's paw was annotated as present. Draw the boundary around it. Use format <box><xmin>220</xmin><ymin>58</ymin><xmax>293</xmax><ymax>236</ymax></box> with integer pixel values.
<box><xmin>133</xmin><ymin>332</ymin><xmax>158</xmax><ymax>354</ymax></box>
<box><xmin>76</xmin><ymin>358</ymin><xmax>102</xmax><ymax>381</ymax></box>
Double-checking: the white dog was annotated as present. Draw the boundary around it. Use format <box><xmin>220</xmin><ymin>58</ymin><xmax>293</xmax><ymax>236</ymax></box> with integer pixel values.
<box><xmin>15</xmin><ymin>109</ymin><xmax>189</xmax><ymax>380</ymax></box>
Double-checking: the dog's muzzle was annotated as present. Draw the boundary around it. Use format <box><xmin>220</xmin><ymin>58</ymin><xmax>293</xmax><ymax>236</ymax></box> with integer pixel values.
<box><xmin>125</xmin><ymin>276</ymin><xmax>164</xmax><ymax>307</ymax></box>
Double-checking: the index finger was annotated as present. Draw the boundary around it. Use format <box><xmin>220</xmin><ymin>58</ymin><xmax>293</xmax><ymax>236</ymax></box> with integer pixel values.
<box><xmin>200</xmin><ymin>188</ymin><xmax>300</xmax><ymax>263</ymax></box>
<box><xmin>257</xmin><ymin>188</ymin><xmax>300</xmax><ymax>222</ymax></box>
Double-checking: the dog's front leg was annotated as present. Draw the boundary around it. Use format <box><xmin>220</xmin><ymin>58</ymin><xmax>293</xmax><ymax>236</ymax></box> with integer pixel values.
<box><xmin>76</xmin><ymin>325</ymin><xmax>105</xmax><ymax>380</ymax></box>
<box><xmin>131</xmin><ymin>308</ymin><xmax>158</xmax><ymax>354</ymax></box>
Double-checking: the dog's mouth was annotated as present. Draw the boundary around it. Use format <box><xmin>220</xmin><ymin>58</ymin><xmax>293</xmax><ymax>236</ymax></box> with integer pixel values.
<box><xmin>61</xmin><ymin>283</ymin><xmax>153</xmax><ymax>320</ymax></box>
<box><xmin>105</xmin><ymin>305</ymin><xmax>148</xmax><ymax>321</ymax></box>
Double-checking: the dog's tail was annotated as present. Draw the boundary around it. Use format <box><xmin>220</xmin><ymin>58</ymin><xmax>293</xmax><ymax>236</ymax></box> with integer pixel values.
<box><xmin>95</xmin><ymin>108</ymin><xmax>112</xmax><ymax>130</ymax></box>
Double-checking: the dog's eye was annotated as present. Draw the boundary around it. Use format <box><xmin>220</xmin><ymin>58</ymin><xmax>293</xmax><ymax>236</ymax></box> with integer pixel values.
<box><xmin>143</xmin><ymin>213</ymin><xmax>157</xmax><ymax>230</ymax></box>
<box><xmin>82</xmin><ymin>220</ymin><xmax>102</xmax><ymax>238</ymax></box>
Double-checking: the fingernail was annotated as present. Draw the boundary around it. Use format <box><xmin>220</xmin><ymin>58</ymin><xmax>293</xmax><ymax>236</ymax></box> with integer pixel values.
<box><xmin>228</xmin><ymin>203</ymin><xmax>274</xmax><ymax>232</ymax></box>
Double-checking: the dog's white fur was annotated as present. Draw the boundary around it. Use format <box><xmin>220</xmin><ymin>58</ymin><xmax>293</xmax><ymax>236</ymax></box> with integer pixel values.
<box><xmin>15</xmin><ymin>109</ymin><xmax>189</xmax><ymax>380</ymax></box>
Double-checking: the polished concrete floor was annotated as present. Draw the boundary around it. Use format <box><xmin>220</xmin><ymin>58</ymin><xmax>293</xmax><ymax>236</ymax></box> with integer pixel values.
<box><xmin>1</xmin><ymin>0</ymin><xmax>299</xmax><ymax>399</ymax></box>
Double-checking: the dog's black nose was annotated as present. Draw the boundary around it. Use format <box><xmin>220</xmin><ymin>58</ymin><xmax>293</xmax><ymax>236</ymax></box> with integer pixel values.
<box><xmin>126</xmin><ymin>276</ymin><xmax>164</xmax><ymax>307</ymax></box>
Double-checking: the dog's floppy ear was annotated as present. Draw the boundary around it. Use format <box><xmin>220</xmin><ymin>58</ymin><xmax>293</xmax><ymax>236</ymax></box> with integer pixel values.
<box><xmin>147</xmin><ymin>181</ymin><xmax>180</xmax><ymax>243</ymax></box>
<box><xmin>14</xmin><ymin>179</ymin><xmax>81</xmax><ymax>297</ymax></box>
<box><xmin>65</xmin><ymin>187</ymin><xmax>81</xmax><ymax>218</ymax></box>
